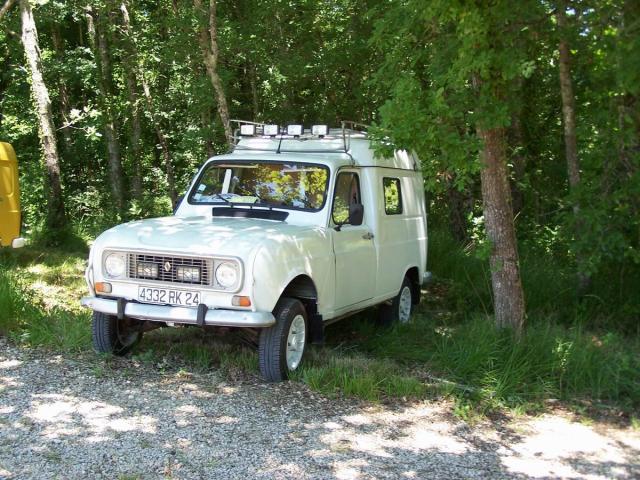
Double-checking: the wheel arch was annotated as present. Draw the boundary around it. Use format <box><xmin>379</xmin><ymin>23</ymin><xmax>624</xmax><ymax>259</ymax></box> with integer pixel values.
<box><xmin>405</xmin><ymin>266</ymin><xmax>421</xmax><ymax>305</ymax></box>
<box><xmin>278</xmin><ymin>274</ymin><xmax>323</xmax><ymax>344</ymax></box>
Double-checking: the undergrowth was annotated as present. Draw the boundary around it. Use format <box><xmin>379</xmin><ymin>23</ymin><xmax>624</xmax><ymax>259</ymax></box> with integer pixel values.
<box><xmin>1</xmin><ymin>232</ymin><xmax>638</xmax><ymax>420</ymax></box>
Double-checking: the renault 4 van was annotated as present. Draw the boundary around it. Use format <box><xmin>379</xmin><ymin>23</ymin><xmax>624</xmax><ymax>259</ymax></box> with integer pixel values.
<box><xmin>0</xmin><ymin>142</ymin><xmax>25</xmax><ymax>249</ymax></box>
<box><xmin>82</xmin><ymin>122</ymin><xmax>429</xmax><ymax>381</ymax></box>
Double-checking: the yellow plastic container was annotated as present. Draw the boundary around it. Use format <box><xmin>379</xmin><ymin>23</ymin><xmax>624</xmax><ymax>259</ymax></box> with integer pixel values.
<box><xmin>0</xmin><ymin>142</ymin><xmax>24</xmax><ymax>248</ymax></box>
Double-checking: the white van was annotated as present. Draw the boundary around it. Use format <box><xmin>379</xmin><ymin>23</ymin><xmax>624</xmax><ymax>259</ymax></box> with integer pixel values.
<box><xmin>82</xmin><ymin>123</ymin><xmax>429</xmax><ymax>381</ymax></box>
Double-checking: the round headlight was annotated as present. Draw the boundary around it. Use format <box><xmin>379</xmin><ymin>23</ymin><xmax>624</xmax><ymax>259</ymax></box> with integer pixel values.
<box><xmin>215</xmin><ymin>262</ymin><xmax>238</xmax><ymax>289</ymax></box>
<box><xmin>104</xmin><ymin>253</ymin><xmax>126</xmax><ymax>278</ymax></box>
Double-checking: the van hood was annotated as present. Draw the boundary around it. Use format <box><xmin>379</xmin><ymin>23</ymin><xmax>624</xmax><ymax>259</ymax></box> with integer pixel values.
<box><xmin>93</xmin><ymin>215</ymin><xmax>317</xmax><ymax>257</ymax></box>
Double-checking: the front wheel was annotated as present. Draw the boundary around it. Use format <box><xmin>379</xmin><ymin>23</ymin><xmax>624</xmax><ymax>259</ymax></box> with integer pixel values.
<box><xmin>92</xmin><ymin>311</ymin><xmax>142</xmax><ymax>356</ymax></box>
<box><xmin>258</xmin><ymin>298</ymin><xmax>308</xmax><ymax>382</ymax></box>
<box><xmin>379</xmin><ymin>276</ymin><xmax>414</xmax><ymax>326</ymax></box>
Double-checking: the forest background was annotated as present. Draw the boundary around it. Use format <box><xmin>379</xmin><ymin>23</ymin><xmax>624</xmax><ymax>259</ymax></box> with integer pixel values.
<box><xmin>0</xmin><ymin>0</ymin><xmax>638</xmax><ymax>416</ymax></box>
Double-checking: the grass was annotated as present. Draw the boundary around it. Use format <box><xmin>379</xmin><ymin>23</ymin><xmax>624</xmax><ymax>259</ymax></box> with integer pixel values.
<box><xmin>0</xmin><ymin>246</ymin><xmax>91</xmax><ymax>352</ymax></box>
<box><xmin>292</xmin><ymin>348</ymin><xmax>430</xmax><ymax>402</ymax></box>
<box><xmin>0</xmin><ymin>232</ymin><xmax>638</xmax><ymax>421</ymax></box>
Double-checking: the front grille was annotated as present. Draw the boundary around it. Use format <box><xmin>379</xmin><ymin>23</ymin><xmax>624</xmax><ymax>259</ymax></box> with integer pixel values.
<box><xmin>127</xmin><ymin>253</ymin><xmax>212</xmax><ymax>286</ymax></box>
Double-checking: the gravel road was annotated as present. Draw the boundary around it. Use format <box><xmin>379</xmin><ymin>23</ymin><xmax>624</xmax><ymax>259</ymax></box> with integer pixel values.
<box><xmin>0</xmin><ymin>337</ymin><xmax>638</xmax><ymax>480</ymax></box>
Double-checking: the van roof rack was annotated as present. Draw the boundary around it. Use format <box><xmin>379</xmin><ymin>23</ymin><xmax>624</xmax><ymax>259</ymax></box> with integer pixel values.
<box><xmin>228</xmin><ymin>120</ymin><xmax>370</xmax><ymax>154</ymax></box>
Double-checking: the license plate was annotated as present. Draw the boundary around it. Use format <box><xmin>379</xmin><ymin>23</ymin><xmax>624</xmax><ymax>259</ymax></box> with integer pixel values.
<box><xmin>138</xmin><ymin>286</ymin><xmax>201</xmax><ymax>307</ymax></box>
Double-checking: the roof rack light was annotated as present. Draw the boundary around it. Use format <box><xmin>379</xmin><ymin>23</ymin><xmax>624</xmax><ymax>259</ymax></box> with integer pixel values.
<box><xmin>264</xmin><ymin>124</ymin><xmax>279</xmax><ymax>136</ymax></box>
<box><xmin>312</xmin><ymin>125</ymin><xmax>328</xmax><ymax>137</ymax></box>
<box><xmin>240</xmin><ymin>124</ymin><xmax>256</xmax><ymax>136</ymax></box>
<box><xmin>286</xmin><ymin>124</ymin><xmax>303</xmax><ymax>136</ymax></box>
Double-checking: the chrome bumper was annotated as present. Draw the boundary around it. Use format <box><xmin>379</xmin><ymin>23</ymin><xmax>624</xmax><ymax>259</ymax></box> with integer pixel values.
<box><xmin>12</xmin><ymin>237</ymin><xmax>25</xmax><ymax>249</ymax></box>
<box><xmin>422</xmin><ymin>271</ymin><xmax>433</xmax><ymax>286</ymax></box>
<box><xmin>81</xmin><ymin>296</ymin><xmax>275</xmax><ymax>328</ymax></box>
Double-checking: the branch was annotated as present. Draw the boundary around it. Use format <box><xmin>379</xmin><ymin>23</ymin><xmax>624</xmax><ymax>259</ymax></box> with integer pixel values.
<box><xmin>0</xmin><ymin>0</ymin><xmax>16</xmax><ymax>22</ymax></box>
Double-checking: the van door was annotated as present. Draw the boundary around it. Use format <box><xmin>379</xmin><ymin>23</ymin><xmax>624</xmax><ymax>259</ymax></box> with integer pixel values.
<box><xmin>330</xmin><ymin>170</ymin><xmax>376</xmax><ymax>310</ymax></box>
<box><xmin>0</xmin><ymin>143</ymin><xmax>21</xmax><ymax>247</ymax></box>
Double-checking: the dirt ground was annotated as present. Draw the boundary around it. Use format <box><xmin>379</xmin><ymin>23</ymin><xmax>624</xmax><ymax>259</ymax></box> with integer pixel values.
<box><xmin>0</xmin><ymin>338</ymin><xmax>638</xmax><ymax>480</ymax></box>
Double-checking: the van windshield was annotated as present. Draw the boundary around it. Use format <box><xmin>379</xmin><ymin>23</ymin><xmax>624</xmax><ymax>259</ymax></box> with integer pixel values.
<box><xmin>188</xmin><ymin>162</ymin><xmax>329</xmax><ymax>211</ymax></box>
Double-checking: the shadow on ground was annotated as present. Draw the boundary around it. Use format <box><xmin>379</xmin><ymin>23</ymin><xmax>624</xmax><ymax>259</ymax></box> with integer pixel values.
<box><xmin>1</xmin><ymin>339</ymin><xmax>638</xmax><ymax>480</ymax></box>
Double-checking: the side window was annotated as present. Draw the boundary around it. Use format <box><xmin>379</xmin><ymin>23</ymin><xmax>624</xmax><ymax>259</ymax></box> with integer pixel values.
<box><xmin>332</xmin><ymin>172</ymin><xmax>361</xmax><ymax>224</ymax></box>
<box><xmin>383</xmin><ymin>177</ymin><xmax>403</xmax><ymax>215</ymax></box>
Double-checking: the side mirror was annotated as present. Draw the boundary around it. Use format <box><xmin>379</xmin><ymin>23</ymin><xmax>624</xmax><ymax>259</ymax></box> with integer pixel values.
<box><xmin>348</xmin><ymin>203</ymin><xmax>364</xmax><ymax>226</ymax></box>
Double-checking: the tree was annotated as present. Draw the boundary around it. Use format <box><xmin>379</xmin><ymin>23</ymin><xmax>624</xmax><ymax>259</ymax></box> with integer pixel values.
<box><xmin>372</xmin><ymin>0</ymin><xmax>528</xmax><ymax>332</ymax></box>
<box><xmin>17</xmin><ymin>0</ymin><xmax>67</xmax><ymax>232</ymax></box>
<box><xmin>86</xmin><ymin>3</ymin><xmax>126</xmax><ymax>215</ymax></box>
<box><xmin>474</xmin><ymin>76</ymin><xmax>526</xmax><ymax>331</ymax></box>
<box><xmin>118</xmin><ymin>1</ymin><xmax>143</xmax><ymax>200</ymax></box>
<box><xmin>556</xmin><ymin>1</ymin><xmax>589</xmax><ymax>291</ymax></box>
<box><xmin>120</xmin><ymin>1</ymin><xmax>177</xmax><ymax>207</ymax></box>
<box><xmin>194</xmin><ymin>0</ymin><xmax>232</xmax><ymax>144</ymax></box>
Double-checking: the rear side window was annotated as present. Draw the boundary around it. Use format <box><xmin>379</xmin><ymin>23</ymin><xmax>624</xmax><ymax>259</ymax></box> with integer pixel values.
<box><xmin>383</xmin><ymin>177</ymin><xmax>403</xmax><ymax>215</ymax></box>
<box><xmin>332</xmin><ymin>172</ymin><xmax>361</xmax><ymax>224</ymax></box>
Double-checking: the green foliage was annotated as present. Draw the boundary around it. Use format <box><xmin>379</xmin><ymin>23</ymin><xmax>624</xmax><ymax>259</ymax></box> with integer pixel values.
<box><xmin>1</xmin><ymin>0</ymin><xmax>639</xmax><ymax>417</ymax></box>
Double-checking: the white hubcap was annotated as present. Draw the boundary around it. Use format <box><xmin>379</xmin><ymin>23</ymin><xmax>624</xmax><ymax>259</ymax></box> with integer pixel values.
<box><xmin>286</xmin><ymin>315</ymin><xmax>306</xmax><ymax>370</ymax></box>
<box><xmin>399</xmin><ymin>286</ymin><xmax>412</xmax><ymax>323</ymax></box>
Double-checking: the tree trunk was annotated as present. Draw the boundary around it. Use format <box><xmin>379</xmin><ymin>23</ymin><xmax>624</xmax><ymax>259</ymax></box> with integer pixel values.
<box><xmin>51</xmin><ymin>26</ymin><xmax>73</xmax><ymax>150</ymax></box>
<box><xmin>19</xmin><ymin>0</ymin><xmax>66</xmax><ymax>231</ymax></box>
<box><xmin>445</xmin><ymin>178</ymin><xmax>471</xmax><ymax>243</ymax></box>
<box><xmin>119</xmin><ymin>1</ymin><xmax>143</xmax><ymax>200</ymax></box>
<box><xmin>477</xmin><ymin>123</ymin><xmax>526</xmax><ymax>332</ymax></box>
<box><xmin>472</xmin><ymin>73</ymin><xmax>526</xmax><ymax>332</ymax></box>
<box><xmin>87</xmin><ymin>6</ymin><xmax>126</xmax><ymax>215</ymax></box>
<box><xmin>556</xmin><ymin>2</ymin><xmax>589</xmax><ymax>291</ymax></box>
<box><xmin>0</xmin><ymin>0</ymin><xmax>16</xmax><ymax>20</ymax></box>
<box><xmin>250</xmin><ymin>64</ymin><xmax>259</xmax><ymax>119</ymax></box>
<box><xmin>509</xmin><ymin>112</ymin><xmax>527</xmax><ymax>216</ymax></box>
<box><xmin>194</xmin><ymin>0</ymin><xmax>232</xmax><ymax>144</ymax></box>
<box><xmin>140</xmin><ymin>76</ymin><xmax>177</xmax><ymax>208</ymax></box>
<box><xmin>556</xmin><ymin>4</ymin><xmax>580</xmax><ymax>192</ymax></box>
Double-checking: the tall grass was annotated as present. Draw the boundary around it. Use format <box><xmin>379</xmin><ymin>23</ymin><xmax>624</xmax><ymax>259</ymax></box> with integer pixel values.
<box><xmin>0</xmin><ymin>252</ymin><xmax>91</xmax><ymax>352</ymax></box>
<box><xmin>426</xmin><ymin>226</ymin><xmax>640</xmax><ymax>331</ymax></box>
<box><xmin>326</xmin><ymin>313</ymin><xmax>640</xmax><ymax>411</ymax></box>
<box><xmin>1</xmin><ymin>234</ymin><xmax>637</xmax><ymax>416</ymax></box>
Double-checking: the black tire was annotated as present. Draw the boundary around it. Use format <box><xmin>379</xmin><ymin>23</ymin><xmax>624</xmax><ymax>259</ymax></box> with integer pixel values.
<box><xmin>378</xmin><ymin>276</ymin><xmax>414</xmax><ymax>326</ymax></box>
<box><xmin>259</xmin><ymin>298</ymin><xmax>308</xmax><ymax>382</ymax></box>
<box><xmin>92</xmin><ymin>311</ymin><xmax>142</xmax><ymax>356</ymax></box>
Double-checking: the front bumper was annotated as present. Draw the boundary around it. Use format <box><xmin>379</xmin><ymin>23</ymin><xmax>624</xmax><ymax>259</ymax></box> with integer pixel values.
<box><xmin>422</xmin><ymin>271</ymin><xmax>433</xmax><ymax>286</ymax></box>
<box><xmin>12</xmin><ymin>237</ymin><xmax>25</xmax><ymax>249</ymax></box>
<box><xmin>81</xmin><ymin>296</ymin><xmax>275</xmax><ymax>328</ymax></box>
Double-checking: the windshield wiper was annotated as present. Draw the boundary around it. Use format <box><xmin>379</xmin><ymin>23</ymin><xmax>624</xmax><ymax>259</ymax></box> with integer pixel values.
<box><xmin>213</xmin><ymin>193</ymin><xmax>230</xmax><ymax>204</ymax></box>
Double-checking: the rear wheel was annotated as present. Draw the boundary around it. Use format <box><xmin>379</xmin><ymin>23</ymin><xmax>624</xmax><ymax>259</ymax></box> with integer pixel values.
<box><xmin>92</xmin><ymin>311</ymin><xmax>142</xmax><ymax>356</ymax></box>
<box><xmin>259</xmin><ymin>298</ymin><xmax>308</xmax><ymax>382</ymax></box>
<box><xmin>379</xmin><ymin>276</ymin><xmax>414</xmax><ymax>326</ymax></box>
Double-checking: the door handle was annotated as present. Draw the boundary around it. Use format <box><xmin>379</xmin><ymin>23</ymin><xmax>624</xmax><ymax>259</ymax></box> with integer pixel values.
<box><xmin>362</xmin><ymin>232</ymin><xmax>374</xmax><ymax>240</ymax></box>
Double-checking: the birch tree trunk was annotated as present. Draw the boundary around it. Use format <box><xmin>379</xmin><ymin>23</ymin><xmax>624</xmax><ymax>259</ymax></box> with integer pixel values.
<box><xmin>87</xmin><ymin>6</ymin><xmax>126</xmax><ymax>214</ymax></box>
<box><xmin>19</xmin><ymin>0</ymin><xmax>66</xmax><ymax>230</ymax></box>
<box><xmin>194</xmin><ymin>0</ymin><xmax>232</xmax><ymax>144</ymax></box>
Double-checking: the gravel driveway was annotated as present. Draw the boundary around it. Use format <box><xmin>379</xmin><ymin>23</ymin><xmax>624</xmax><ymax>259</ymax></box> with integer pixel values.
<box><xmin>0</xmin><ymin>338</ymin><xmax>638</xmax><ymax>479</ymax></box>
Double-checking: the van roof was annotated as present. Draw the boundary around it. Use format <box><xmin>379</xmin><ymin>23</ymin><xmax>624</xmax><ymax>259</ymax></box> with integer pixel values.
<box><xmin>229</xmin><ymin>128</ymin><xmax>420</xmax><ymax>171</ymax></box>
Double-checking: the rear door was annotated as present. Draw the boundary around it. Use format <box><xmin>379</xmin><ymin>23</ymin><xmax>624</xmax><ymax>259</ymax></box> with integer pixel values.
<box><xmin>0</xmin><ymin>143</ymin><xmax>20</xmax><ymax>247</ymax></box>
<box><xmin>330</xmin><ymin>170</ymin><xmax>376</xmax><ymax>310</ymax></box>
